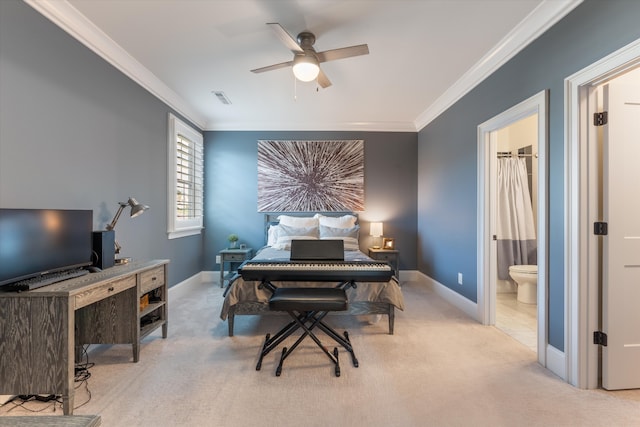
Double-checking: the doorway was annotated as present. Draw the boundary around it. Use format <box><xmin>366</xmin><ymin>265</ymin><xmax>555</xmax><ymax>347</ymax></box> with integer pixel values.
<box><xmin>477</xmin><ymin>90</ymin><xmax>548</xmax><ymax>366</ymax></box>
<box><xmin>566</xmin><ymin>38</ymin><xmax>640</xmax><ymax>388</ymax></box>
<box><xmin>494</xmin><ymin>114</ymin><xmax>539</xmax><ymax>352</ymax></box>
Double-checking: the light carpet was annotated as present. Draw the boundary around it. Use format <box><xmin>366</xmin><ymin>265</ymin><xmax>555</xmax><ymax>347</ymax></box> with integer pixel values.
<box><xmin>2</xmin><ymin>280</ymin><xmax>640</xmax><ymax>426</ymax></box>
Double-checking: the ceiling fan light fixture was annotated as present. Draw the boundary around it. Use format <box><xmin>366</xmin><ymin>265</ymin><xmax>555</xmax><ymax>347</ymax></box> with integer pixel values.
<box><xmin>292</xmin><ymin>53</ymin><xmax>319</xmax><ymax>82</ymax></box>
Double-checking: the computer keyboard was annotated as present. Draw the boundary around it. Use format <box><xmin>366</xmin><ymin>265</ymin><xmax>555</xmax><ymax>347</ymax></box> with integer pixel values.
<box><xmin>1</xmin><ymin>268</ymin><xmax>89</xmax><ymax>292</ymax></box>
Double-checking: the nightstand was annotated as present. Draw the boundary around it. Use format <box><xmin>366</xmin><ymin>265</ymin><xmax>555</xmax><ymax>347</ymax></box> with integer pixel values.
<box><xmin>368</xmin><ymin>248</ymin><xmax>399</xmax><ymax>279</ymax></box>
<box><xmin>219</xmin><ymin>248</ymin><xmax>253</xmax><ymax>288</ymax></box>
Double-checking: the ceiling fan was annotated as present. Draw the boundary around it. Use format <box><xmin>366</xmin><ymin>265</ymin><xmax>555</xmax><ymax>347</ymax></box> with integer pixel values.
<box><xmin>250</xmin><ymin>23</ymin><xmax>369</xmax><ymax>88</ymax></box>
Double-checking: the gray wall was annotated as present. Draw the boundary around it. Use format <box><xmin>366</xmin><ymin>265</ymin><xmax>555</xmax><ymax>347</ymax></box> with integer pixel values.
<box><xmin>0</xmin><ymin>0</ymin><xmax>203</xmax><ymax>287</ymax></box>
<box><xmin>203</xmin><ymin>131</ymin><xmax>418</xmax><ymax>271</ymax></box>
<box><xmin>417</xmin><ymin>0</ymin><xmax>640</xmax><ymax>350</ymax></box>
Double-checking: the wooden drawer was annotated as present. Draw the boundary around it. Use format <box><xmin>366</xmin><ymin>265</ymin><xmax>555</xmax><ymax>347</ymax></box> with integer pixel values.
<box><xmin>140</xmin><ymin>266</ymin><xmax>165</xmax><ymax>294</ymax></box>
<box><xmin>375</xmin><ymin>253</ymin><xmax>397</xmax><ymax>262</ymax></box>
<box><xmin>75</xmin><ymin>276</ymin><xmax>136</xmax><ymax>309</ymax></box>
<box><xmin>224</xmin><ymin>253</ymin><xmax>247</xmax><ymax>262</ymax></box>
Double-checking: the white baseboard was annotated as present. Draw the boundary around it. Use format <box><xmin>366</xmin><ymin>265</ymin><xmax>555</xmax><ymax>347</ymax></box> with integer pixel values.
<box><xmin>417</xmin><ymin>271</ymin><xmax>478</xmax><ymax>320</ymax></box>
<box><xmin>200</xmin><ymin>270</ymin><xmax>217</xmax><ymax>283</ymax></box>
<box><xmin>545</xmin><ymin>343</ymin><xmax>567</xmax><ymax>380</ymax></box>
<box><xmin>168</xmin><ymin>271</ymin><xmax>209</xmax><ymax>300</ymax></box>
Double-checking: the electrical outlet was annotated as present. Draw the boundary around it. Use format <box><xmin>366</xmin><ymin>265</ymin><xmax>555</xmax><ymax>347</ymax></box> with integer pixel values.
<box><xmin>216</xmin><ymin>255</ymin><xmax>221</xmax><ymax>264</ymax></box>
<box><xmin>458</xmin><ymin>273</ymin><xmax>463</xmax><ymax>285</ymax></box>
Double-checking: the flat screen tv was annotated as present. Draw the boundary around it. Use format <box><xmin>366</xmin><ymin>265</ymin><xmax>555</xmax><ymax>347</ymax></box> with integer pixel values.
<box><xmin>0</xmin><ymin>208</ymin><xmax>93</xmax><ymax>287</ymax></box>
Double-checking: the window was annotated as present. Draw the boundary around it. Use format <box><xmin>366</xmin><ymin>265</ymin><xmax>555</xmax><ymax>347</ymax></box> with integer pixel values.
<box><xmin>167</xmin><ymin>113</ymin><xmax>203</xmax><ymax>239</ymax></box>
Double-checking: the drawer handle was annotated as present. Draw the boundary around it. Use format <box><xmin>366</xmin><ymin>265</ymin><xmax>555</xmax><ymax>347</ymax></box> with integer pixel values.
<box><xmin>108</xmin><ymin>287</ymin><xmax>115</xmax><ymax>292</ymax></box>
<box><xmin>152</xmin><ymin>276</ymin><xmax>157</xmax><ymax>281</ymax></box>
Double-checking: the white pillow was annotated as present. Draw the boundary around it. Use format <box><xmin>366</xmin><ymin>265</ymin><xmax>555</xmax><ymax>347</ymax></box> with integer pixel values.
<box><xmin>267</xmin><ymin>224</ymin><xmax>280</xmax><ymax>246</ymax></box>
<box><xmin>315</xmin><ymin>214</ymin><xmax>357</xmax><ymax>229</ymax></box>
<box><xmin>273</xmin><ymin>224</ymin><xmax>319</xmax><ymax>250</ymax></box>
<box><xmin>319</xmin><ymin>224</ymin><xmax>360</xmax><ymax>251</ymax></box>
<box><xmin>277</xmin><ymin>215</ymin><xmax>319</xmax><ymax>228</ymax></box>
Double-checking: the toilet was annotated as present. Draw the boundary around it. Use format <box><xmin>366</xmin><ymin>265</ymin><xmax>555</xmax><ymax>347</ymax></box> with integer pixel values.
<box><xmin>508</xmin><ymin>265</ymin><xmax>538</xmax><ymax>304</ymax></box>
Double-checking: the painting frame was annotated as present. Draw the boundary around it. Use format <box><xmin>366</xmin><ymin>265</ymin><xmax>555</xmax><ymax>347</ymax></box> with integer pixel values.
<box><xmin>257</xmin><ymin>140</ymin><xmax>364</xmax><ymax>212</ymax></box>
<box><xmin>382</xmin><ymin>238</ymin><xmax>395</xmax><ymax>250</ymax></box>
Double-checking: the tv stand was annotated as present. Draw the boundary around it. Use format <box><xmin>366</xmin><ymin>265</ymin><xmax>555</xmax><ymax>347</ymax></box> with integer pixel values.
<box><xmin>0</xmin><ymin>259</ymin><xmax>169</xmax><ymax>415</ymax></box>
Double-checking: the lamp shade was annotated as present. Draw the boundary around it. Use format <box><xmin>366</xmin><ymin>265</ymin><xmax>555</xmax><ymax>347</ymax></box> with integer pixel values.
<box><xmin>292</xmin><ymin>53</ymin><xmax>320</xmax><ymax>82</ymax></box>
<box><xmin>128</xmin><ymin>197</ymin><xmax>149</xmax><ymax>218</ymax></box>
<box><xmin>370</xmin><ymin>222</ymin><xmax>383</xmax><ymax>237</ymax></box>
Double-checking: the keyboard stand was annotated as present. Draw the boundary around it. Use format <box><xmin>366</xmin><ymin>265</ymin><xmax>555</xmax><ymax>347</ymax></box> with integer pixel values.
<box><xmin>255</xmin><ymin>279</ymin><xmax>359</xmax><ymax>376</ymax></box>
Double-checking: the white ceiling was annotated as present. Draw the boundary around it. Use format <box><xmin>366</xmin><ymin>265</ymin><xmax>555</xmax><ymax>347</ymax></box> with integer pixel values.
<box><xmin>26</xmin><ymin>0</ymin><xmax>582</xmax><ymax>132</ymax></box>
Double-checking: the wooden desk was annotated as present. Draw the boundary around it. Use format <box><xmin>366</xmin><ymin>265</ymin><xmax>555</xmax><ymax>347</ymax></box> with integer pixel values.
<box><xmin>0</xmin><ymin>260</ymin><xmax>169</xmax><ymax>415</ymax></box>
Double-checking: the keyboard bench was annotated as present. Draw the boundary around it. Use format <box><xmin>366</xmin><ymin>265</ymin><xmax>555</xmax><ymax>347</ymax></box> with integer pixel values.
<box><xmin>256</xmin><ymin>287</ymin><xmax>358</xmax><ymax>377</ymax></box>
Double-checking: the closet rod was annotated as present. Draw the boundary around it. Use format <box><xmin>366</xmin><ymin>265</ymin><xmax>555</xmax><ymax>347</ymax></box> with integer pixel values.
<box><xmin>497</xmin><ymin>152</ymin><xmax>538</xmax><ymax>158</ymax></box>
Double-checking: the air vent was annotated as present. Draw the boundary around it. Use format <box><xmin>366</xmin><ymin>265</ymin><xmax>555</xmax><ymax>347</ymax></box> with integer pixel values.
<box><xmin>212</xmin><ymin>91</ymin><xmax>232</xmax><ymax>105</ymax></box>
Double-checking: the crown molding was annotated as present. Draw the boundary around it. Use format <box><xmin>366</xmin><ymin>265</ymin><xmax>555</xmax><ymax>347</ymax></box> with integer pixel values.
<box><xmin>414</xmin><ymin>0</ymin><xmax>583</xmax><ymax>131</ymax></box>
<box><xmin>204</xmin><ymin>120</ymin><xmax>417</xmax><ymax>132</ymax></box>
<box><xmin>23</xmin><ymin>0</ymin><xmax>207</xmax><ymax>130</ymax></box>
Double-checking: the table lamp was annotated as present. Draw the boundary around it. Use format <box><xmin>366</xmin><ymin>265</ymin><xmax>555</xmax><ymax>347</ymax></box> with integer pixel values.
<box><xmin>106</xmin><ymin>197</ymin><xmax>149</xmax><ymax>263</ymax></box>
<box><xmin>370</xmin><ymin>222</ymin><xmax>383</xmax><ymax>249</ymax></box>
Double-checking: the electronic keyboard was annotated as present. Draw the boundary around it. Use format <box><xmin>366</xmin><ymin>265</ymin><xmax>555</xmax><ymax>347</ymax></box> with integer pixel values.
<box><xmin>238</xmin><ymin>260</ymin><xmax>393</xmax><ymax>283</ymax></box>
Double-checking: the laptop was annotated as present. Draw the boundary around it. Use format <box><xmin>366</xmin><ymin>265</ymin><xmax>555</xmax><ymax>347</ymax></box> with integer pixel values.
<box><xmin>289</xmin><ymin>239</ymin><xmax>344</xmax><ymax>262</ymax></box>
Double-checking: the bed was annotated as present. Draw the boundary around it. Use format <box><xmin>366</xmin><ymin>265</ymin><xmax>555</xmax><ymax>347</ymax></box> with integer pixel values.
<box><xmin>220</xmin><ymin>213</ymin><xmax>405</xmax><ymax>336</ymax></box>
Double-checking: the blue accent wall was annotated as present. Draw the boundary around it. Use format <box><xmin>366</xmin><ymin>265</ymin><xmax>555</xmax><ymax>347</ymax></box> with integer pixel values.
<box><xmin>203</xmin><ymin>131</ymin><xmax>418</xmax><ymax>271</ymax></box>
<box><xmin>417</xmin><ymin>0</ymin><xmax>640</xmax><ymax>350</ymax></box>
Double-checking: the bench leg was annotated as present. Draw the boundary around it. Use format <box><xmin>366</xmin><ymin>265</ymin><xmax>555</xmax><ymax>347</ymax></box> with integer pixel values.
<box><xmin>228</xmin><ymin>311</ymin><xmax>235</xmax><ymax>337</ymax></box>
<box><xmin>316</xmin><ymin>321</ymin><xmax>359</xmax><ymax>367</ymax></box>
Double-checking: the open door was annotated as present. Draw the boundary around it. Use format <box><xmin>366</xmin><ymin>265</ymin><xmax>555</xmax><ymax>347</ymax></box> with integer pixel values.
<box><xmin>601</xmin><ymin>77</ymin><xmax>640</xmax><ymax>390</ymax></box>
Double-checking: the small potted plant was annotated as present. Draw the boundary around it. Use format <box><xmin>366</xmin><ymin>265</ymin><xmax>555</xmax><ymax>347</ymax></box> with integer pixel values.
<box><xmin>228</xmin><ymin>233</ymin><xmax>239</xmax><ymax>249</ymax></box>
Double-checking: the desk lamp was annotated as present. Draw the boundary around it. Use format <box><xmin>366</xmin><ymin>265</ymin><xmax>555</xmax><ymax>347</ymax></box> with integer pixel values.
<box><xmin>370</xmin><ymin>222</ymin><xmax>383</xmax><ymax>249</ymax></box>
<box><xmin>106</xmin><ymin>197</ymin><xmax>149</xmax><ymax>263</ymax></box>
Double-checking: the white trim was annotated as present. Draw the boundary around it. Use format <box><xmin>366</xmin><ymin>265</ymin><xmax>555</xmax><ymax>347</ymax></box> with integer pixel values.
<box><xmin>168</xmin><ymin>271</ymin><xmax>206</xmax><ymax>302</ymax></box>
<box><xmin>564</xmin><ymin>37</ymin><xmax>640</xmax><ymax>389</ymax></box>
<box><xmin>476</xmin><ymin>90</ymin><xmax>549</xmax><ymax>368</ymax></box>
<box><xmin>415</xmin><ymin>0</ymin><xmax>582</xmax><ymax>131</ymax></box>
<box><xmin>168</xmin><ymin>227</ymin><xmax>203</xmax><ymax>240</ymax></box>
<box><xmin>418</xmin><ymin>272</ymin><xmax>478</xmax><ymax>320</ymax></box>
<box><xmin>167</xmin><ymin>113</ymin><xmax>204</xmax><ymax>240</ymax></box>
<box><xmin>546</xmin><ymin>343</ymin><xmax>567</xmax><ymax>380</ymax></box>
<box><xmin>23</xmin><ymin>0</ymin><xmax>207</xmax><ymax>130</ymax></box>
<box><xmin>204</xmin><ymin>120</ymin><xmax>419</xmax><ymax>132</ymax></box>
<box><xmin>24</xmin><ymin>0</ymin><xmax>581</xmax><ymax>133</ymax></box>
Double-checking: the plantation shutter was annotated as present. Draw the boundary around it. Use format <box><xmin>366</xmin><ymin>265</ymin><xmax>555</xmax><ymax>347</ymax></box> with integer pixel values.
<box><xmin>176</xmin><ymin>132</ymin><xmax>203</xmax><ymax>220</ymax></box>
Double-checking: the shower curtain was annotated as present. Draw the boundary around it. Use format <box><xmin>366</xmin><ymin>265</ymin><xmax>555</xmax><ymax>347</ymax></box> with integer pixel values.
<box><xmin>497</xmin><ymin>157</ymin><xmax>537</xmax><ymax>280</ymax></box>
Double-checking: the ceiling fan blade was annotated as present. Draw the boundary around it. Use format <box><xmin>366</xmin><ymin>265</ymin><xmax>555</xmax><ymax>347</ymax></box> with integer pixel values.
<box><xmin>316</xmin><ymin>44</ymin><xmax>369</xmax><ymax>63</ymax></box>
<box><xmin>267</xmin><ymin>23</ymin><xmax>304</xmax><ymax>53</ymax></box>
<box><xmin>250</xmin><ymin>60</ymin><xmax>293</xmax><ymax>74</ymax></box>
<box><xmin>317</xmin><ymin>68</ymin><xmax>332</xmax><ymax>88</ymax></box>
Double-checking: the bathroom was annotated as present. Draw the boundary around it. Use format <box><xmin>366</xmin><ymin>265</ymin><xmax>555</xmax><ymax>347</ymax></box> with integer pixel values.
<box><xmin>494</xmin><ymin>114</ymin><xmax>538</xmax><ymax>352</ymax></box>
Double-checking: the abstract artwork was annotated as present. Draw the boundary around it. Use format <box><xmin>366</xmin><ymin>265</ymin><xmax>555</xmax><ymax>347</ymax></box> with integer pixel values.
<box><xmin>257</xmin><ymin>140</ymin><xmax>364</xmax><ymax>212</ymax></box>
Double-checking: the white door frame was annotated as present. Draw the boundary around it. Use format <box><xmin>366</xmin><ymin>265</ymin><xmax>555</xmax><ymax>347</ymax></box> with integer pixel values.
<box><xmin>477</xmin><ymin>90</ymin><xmax>548</xmax><ymax>366</ymax></box>
<box><xmin>565</xmin><ymin>37</ymin><xmax>640</xmax><ymax>388</ymax></box>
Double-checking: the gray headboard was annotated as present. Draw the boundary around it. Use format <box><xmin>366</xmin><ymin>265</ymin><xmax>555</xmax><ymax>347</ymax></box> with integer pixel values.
<box><xmin>263</xmin><ymin>212</ymin><xmax>359</xmax><ymax>245</ymax></box>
